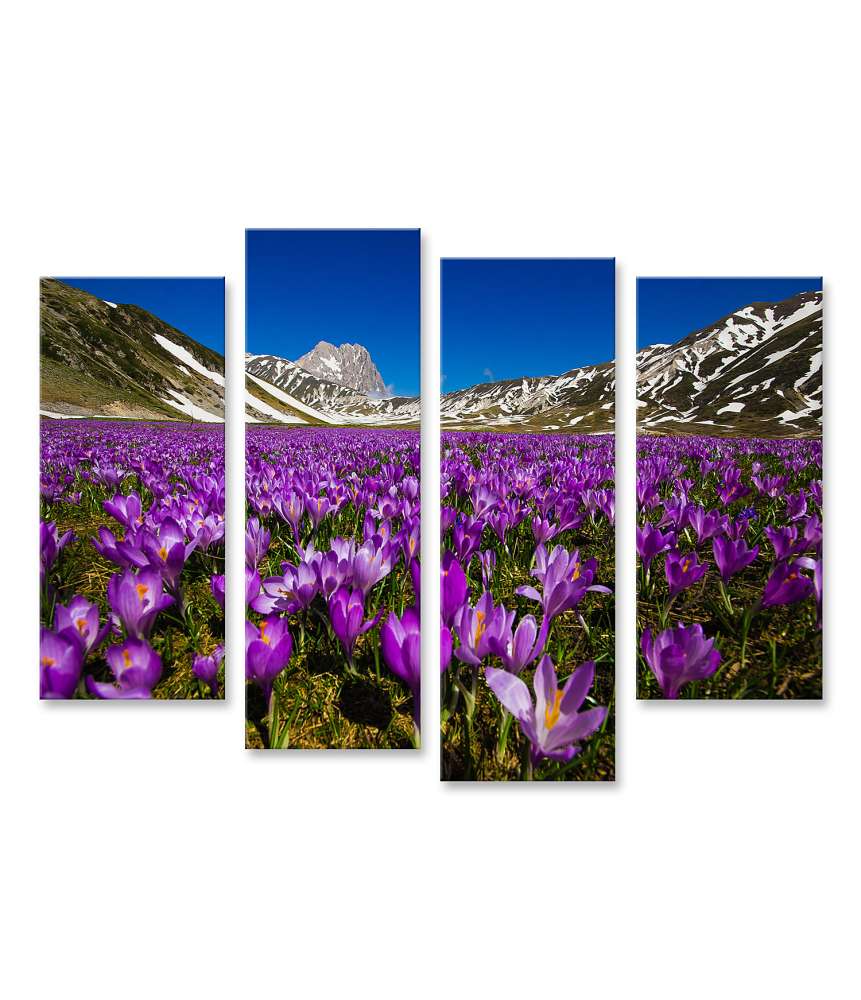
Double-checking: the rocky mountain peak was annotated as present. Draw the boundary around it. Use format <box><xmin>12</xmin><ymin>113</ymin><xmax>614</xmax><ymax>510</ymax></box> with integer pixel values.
<box><xmin>294</xmin><ymin>341</ymin><xmax>387</xmax><ymax>395</ymax></box>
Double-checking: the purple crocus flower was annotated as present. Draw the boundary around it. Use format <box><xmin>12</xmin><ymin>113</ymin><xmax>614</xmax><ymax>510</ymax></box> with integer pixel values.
<box><xmin>797</xmin><ymin>515</ymin><xmax>823</xmax><ymax>555</ymax></box>
<box><xmin>752</xmin><ymin>473</ymin><xmax>789</xmax><ymax>498</ymax></box>
<box><xmin>470</xmin><ymin>485</ymin><xmax>498</xmax><ymax>519</ymax></box>
<box><xmin>488</xmin><ymin>614</ymin><xmax>549</xmax><ymax>674</ymax></box>
<box><xmin>107</xmin><ymin>568</ymin><xmax>175</xmax><ymax>639</ymax></box>
<box><xmin>764</xmin><ymin>524</ymin><xmax>798</xmax><ymax>562</ymax></box>
<box><xmin>380</xmin><ymin>607</ymin><xmax>421</xmax><ymax>730</ymax></box>
<box><xmin>455</xmin><ymin>592</ymin><xmax>515</xmax><ymax>667</ymax></box>
<box><xmin>531</xmin><ymin>516</ymin><xmax>559</xmax><ymax>545</ymax></box>
<box><xmin>664</xmin><ymin>549</ymin><xmax>708</xmax><ymax>598</ymax></box>
<box><xmin>479</xmin><ymin>549</ymin><xmax>496</xmax><ymax>590</ymax></box>
<box><xmin>687</xmin><ymin>506</ymin><xmax>728</xmax><ymax>545</ymax></box>
<box><xmin>659</xmin><ymin>497</ymin><xmax>689</xmax><ymax>531</ymax></box>
<box><xmin>409</xmin><ymin>557</ymin><xmax>421</xmax><ymax>613</ymax></box>
<box><xmin>485</xmin><ymin>656</ymin><xmax>606</xmax><ymax>766</ymax></box>
<box><xmin>211</xmin><ymin>574</ymin><xmax>225</xmax><ymax>610</ymax></box>
<box><xmin>487</xmin><ymin>510</ymin><xmax>511</xmax><ymax>545</ymax></box>
<box><xmin>451</xmin><ymin>514</ymin><xmax>484</xmax><ymax>564</ymax></box>
<box><xmin>245</xmin><ymin>517</ymin><xmax>271</xmax><ymax>568</ymax></box>
<box><xmin>193</xmin><ymin>645</ymin><xmax>224</xmax><ymax>697</ymax></box>
<box><xmin>785</xmin><ymin>489</ymin><xmax>808</xmax><ymax>522</ymax></box>
<box><xmin>441</xmin><ymin>624</ymin><xmax>453</xmax><ymax>674</ymax></box>
<box><xmin>91</xmin><ymin>526</ymin><xmax>134</xmax><ymax>569</ymax></box>
<box><xmin>327</xmin><ymin>586</ymin><xmax>384</xmax><ymax>662</ymax></box>
<box><xmin>440</xmin><ymin>506</ymin><xmax>457</xmax><ymax>537</ymax></box>
<box><xmin>40</xmin><ymin>627</ymin><xmax>84</xmax><ymax>699</ymax></box>
<box><xmin>761</xmin><ymin>560</ymin><xmax>815</xmax><ymax>608</ymax></box>
<box><xmin>352</xmin><ymin>539</ymin><xmax>394</xmax><ymax>594</ymax></box>
<box><xmin>102</xmin><ymin>492</ymin><xmax>143</xmax><ymax>530</ymax></box>
<box><xmin>40</xmin><ymin>520</ymin><xmax>75</xmax><ymax>584</ymax></box>
<box><xmin>441</xmin><ymin>550</ymin><xmax>468</xmax><ymax>628</ymax></box>
<box><xmin>399</xmin><ymin>518</ymin><xmax>420</xmax><ymax>565</ymax></box>
<box><xmin>245</xmin><ymin>617</ymin><xmax>293</xmax><ymax>703</ymax></box>
<box><xmin>87</xmin><ymin>638</ymin><xmax>163</xmax><ymax>699</ymax></box>
<box><xmin>712</xmin><ymin>536</ymin><xmax>759</xmax><ymax>583</ymax></box>
<box><xmin>725</xmin><ymin>510</ymin><xmax>757</xmax><ymax>541</ymax></box>
<box><xmin>274</xmin><ymin>490</ymin><xmax>305</xmax><ymax>541</ymax></box>
<box><xmin>252</xmin><ymin>560</ymin><xmax>319</xmax><ymax>615</ymax></box>
<box><xmin>134</xmin><ymin>517</ymin><xmax>197</xmax><ymax>589</ymax></box>
<box><xmin>809</xmin><ymin>480</ymin><xmax>823</xmax><ymax>508</ymax></box>
<box><xmin>636</xmin><ymin>523</ymin><xmax>676</xmax><ymax>570</ymax></box>
<box><xmin>54</xmin><ymin>595</ymin><xmax>110</xmax><ymax>656</ymax></box>
<box><xmin>516</xmin><ymin>544</ymin><xmax>609</xmax><ymax>622</ymax></box>
<box><xmin>315</xmin><ymin>547</ymin><xmax>355</xmax><ymax>599</ymax></box>
<box><xmin>245</xmin><ymin>566</ymin><xmax>262</xmax><ymax>607</ymax></box>
<box><xmin>305</xmin><ymin>494</ymin><xmax>332</xmax><ymax>529</ymax></box>
<box><xmin>797</xmin><ymin>556</ymin><xmax>823</xmax><ymax>628</ymax></box>
<box><xmin>640</xmin><ymin>623</ymin><xmax>721</xmax><ymax>699</ymax></box>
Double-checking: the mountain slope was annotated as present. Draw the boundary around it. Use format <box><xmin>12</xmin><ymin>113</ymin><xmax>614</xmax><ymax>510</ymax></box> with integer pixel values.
<box><xmin>294</xmin><ymin>341</ymin><xmax>387</xmax><ymax>394</ymax></box>
<box><xmin>440</xmin><ymin>362</ymin><xmax>615</xmax><ymax>432</ymax></box>
<box><xmin>40</xmin><ymin>279</ymin><xmax>224</xmax><ymax>421</ymax></box>
<box><xmin>637</xmin><ymin>290</ymin><xmax>822</xmax><ymax>436</ymax></box>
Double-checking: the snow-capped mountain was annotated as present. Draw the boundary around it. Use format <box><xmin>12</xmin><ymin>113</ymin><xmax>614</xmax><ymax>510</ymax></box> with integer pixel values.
<box><xmin>637</xmin><ymin>290</ymin><xmax>822</xmax><ymax>436</ymax></box>
<box><xmin>440</xmin><ymin>362</ymin><xmax>616</xmax><ymax>432</ymax></box>
<box><xmin>244</xmin><ymin>352</ymin><xmax>419</xmax><ymax>426</ymax></box>
<box><xmin>40</xmin><ymin>278</ymin><xmax>225</xmax><ymax>421</ymax></box>
<box><xmin>294</xmin><ymin>341</ymin><xmax>387</xmax><ymax>395</ymax></box>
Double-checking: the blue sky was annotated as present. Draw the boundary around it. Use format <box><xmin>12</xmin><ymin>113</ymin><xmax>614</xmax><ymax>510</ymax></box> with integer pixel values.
<box><xmin>441</xmin><ymin>258</ymin><xmax>615</xmax><ymax>392</ymax></box>
<box><xmin>637</xmin><ymin>276</ymin><xmax>823</xmax><ymax>349</ymax></box>
<box><xmin>55</xmin><ymin>277</ymin><xmax>225</xmax><ymax>353</ymax></box>
<box><xmin>246</xmin><ymin>229</ymin><xmax>420</xmax><ymax>397</ymax></box>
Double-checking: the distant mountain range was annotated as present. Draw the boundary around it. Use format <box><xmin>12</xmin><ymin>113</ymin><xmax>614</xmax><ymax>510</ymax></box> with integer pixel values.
<box><xmin>244</xmin><ymin>353</ymin><xmax>419</xmax><ymax>426</ymax></box>
<box><xmin>439</xmin><ymin>363</ymin><xmax>615</xmax><ymax>432</ymax></box>
<box><xmin>637</xmin><ymin>290</ymin><xmax>822</xmax><ymax>437</ymax></box>
<box><xmin>41</xmin><ymin>280</ymin><xmax>821</xmax><ymax>436</ymax></box>
<box><xmin>40</xmin><ymin>279</ymin><xmax>225</xmax><ymax>421</ymax></box>
<box><xmin>436</xmin><ymin>289</ymin><xmax>821</xmax><ymax>436</ymax></box>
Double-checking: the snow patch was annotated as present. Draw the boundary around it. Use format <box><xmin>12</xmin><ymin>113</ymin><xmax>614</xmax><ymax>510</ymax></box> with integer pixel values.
<box><xmin>154</xmin><ymin>334</ymin><xmax>225</xmax><ymax>386</ymax></box>
<box><xmin>246</xmin><ymin>372</ymin><xmax>335</xmax><ymax>423</ymax></box>
<box><xmin>160</xmin><ymin>390</ymin><xmax>223</xmax><ymax>422</ymax></box>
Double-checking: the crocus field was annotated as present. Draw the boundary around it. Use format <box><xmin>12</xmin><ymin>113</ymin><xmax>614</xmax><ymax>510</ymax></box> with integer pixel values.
<box><xmin>637</xmin><ymin>434</ymin><xmax>822</xmax><ymax>699</ymax></box>
<box><xmin>245</xmin><ymin>427</ymin><xmax>420</xmax><ymax>749</ymax></box>
<box><xmin>40</xmin><ymin>420</ymin><xmax>225</xmax><ymax>699</ymax></box>
<box><xmin>441</xmin><ymin>432</ymin><xmax>615</xmax><ymax>781</ymax></box>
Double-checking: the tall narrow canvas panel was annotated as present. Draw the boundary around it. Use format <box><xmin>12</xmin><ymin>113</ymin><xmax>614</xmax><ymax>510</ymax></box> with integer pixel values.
<box><xmin>39</xmin><ymin>277</ymin><xmax>226</xmax><ymax>700</ymax></box>
<box><xmin>440</xmin><ymin>258</ymin><xmax>616</xmax><ymax>781</ymax></box>
<box><xmin>245</xmin><ymin>229</ymin><xmax>421</xmax><ymax>749</ymax></box>
<box><xmin>636</xmin><ymin>277</ymin><xmax>823</xmax><ymax>700</ymax></box>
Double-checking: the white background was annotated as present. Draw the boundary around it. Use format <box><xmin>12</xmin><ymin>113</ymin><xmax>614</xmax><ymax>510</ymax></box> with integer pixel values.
<box><xmin>1</xmin><ymin>2</ymin><xmax>858</xmax><ymax>998</ymax></box>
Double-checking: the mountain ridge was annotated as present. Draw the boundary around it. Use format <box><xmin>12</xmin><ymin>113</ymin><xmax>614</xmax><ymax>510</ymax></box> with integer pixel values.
<box><xmin>636</xmin><ymin>289</ymin><xmax>822</xmax><ymax>437</ymax></box>
<box><xmin>40</xmin><ymin>278</ymin><xmax>225</xmax><ymax>422</ymax></box>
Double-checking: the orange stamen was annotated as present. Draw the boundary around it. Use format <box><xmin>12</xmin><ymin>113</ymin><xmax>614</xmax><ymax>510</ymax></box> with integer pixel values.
<box><xmin>545</xmin><ymin>690</ymin><xmax>564</xmax><ymax>730</ymax></box>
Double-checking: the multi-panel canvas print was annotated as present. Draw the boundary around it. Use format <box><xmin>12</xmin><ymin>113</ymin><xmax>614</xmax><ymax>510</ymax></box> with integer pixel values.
<box><xmin>440</xmin><ymin>258</ymin><xmax>616</xmax><ymax>781</ymax></box>
<box><xmin>245</xmin><ymin>229</ymin><xmax>421</xmax><ymax>749</ymax></box>
<box><xmin>636</xmin><ymin>277</ymin><xmax>823</xmax><ymax>700</ymax></box>
<box><xmin>39</xmin><ymin>277</ymin><xmax>226</xmax><ymax>699</ymax></box>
